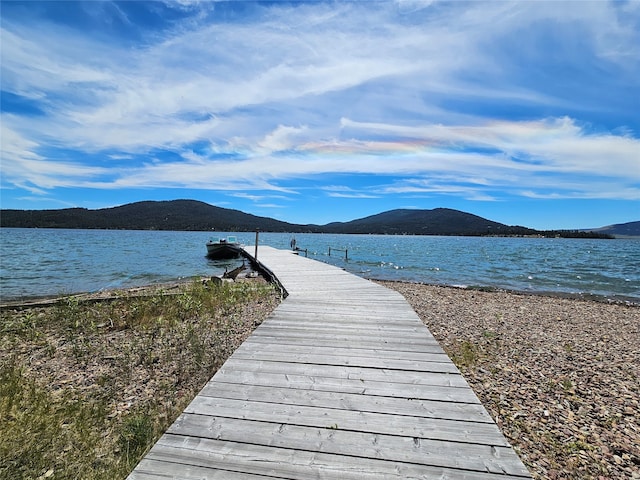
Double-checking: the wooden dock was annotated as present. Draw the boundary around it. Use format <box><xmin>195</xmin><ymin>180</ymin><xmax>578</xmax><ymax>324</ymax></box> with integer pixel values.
<box><xmin>128</xmin><ymin>246</ymin><xmax>531</xmax><ymax>479</ymax></box>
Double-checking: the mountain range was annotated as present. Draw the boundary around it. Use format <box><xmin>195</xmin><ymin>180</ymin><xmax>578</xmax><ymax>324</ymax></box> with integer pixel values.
<box><xmin>1</xmin><ymin>199</ymin><xmax>636</xmax><ymax>237</ymax></box>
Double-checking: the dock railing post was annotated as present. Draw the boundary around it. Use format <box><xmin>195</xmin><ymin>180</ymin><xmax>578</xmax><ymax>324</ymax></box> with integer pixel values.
<box><xmin>328</xmin><ymin>247</ymin><xmax>348</xmax><ymax>260</ymax></box>
<box><xmin>254</xmin><ymin>230</ymin><xmax>259</xmax><ymax>260</ymax></box>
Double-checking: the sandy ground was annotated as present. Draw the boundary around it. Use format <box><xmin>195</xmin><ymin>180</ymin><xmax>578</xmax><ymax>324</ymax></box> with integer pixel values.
<box><xmin>378</xmin><ymin>281</ymin><xmax>640</xmax><ymax>480</ymax></box>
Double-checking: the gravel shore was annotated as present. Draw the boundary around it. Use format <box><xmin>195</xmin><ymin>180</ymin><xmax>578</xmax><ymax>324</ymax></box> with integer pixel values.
<box><xmin>379</xmin><ymin>281</ymin><xmax>640</xmax><ymax>480</ymax></box>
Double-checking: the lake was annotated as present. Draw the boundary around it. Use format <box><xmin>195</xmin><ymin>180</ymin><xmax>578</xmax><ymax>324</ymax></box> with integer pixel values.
<box><xmin>1</xmin><ymin>228</ymin><xmax>639</xmax><ymax>303</ymax></box>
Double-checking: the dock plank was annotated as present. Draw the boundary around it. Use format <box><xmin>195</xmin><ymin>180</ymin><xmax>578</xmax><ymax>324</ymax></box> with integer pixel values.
<box><xmin>182</xmin><ymin>397</ymin><xmax>507</xmax><ymax>446</ymax></box>
<box><xmin>168</xmin><ymin>413</ymin><xmax>528</xmax><ymax>475</ymax></box>
<box><xmin>232</xmin><ymin>346</ymin><xmax>458</xmax><ymax>373</ymax></box>
<box><xmin>234</xmin><ymin>342</ymin><xmax>453</xmax><ymax>364</ymax></box>
<box><xmin>197</xmin><ymin>383</ymin><xmax>493</xmax><ymax>422</ymax></box>
<box><xmin>145</xmin><ymin>436</ymin><xmax>529</xmax><ymax>480</ymax></box>
<box><xmin>128</xmin><ymin>246</ymin><xmax>531</xmax><ymax>479</ymax></box>
<box><xmin>219</xmin><ymin>357</ymin><xmax>468</xmax><ymax>387</ymax></box>
<box><xmin>245</xmin><ymin>334</ymin><xmax>448</xmax><ymax>353</ymax></box>
<box><xmin>211</xmin><ymin>369</ymin><xmax>481</xmax><ymax>403</ymax></box>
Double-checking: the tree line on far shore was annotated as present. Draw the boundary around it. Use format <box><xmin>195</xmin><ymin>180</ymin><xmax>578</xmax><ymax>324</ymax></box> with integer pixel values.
<box><xmin>0</xmin><ymin>199</ymin><xmax>620</xmax><ymax>239</ymax></box>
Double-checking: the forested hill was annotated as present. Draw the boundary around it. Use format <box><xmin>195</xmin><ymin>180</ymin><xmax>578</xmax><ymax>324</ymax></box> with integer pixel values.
<box><xmin>0</xmin><ymin>200</ymin><xmax>619</xmax><ymax>237</ymax></box>
<box><xmin>0</xmin><ymin>200</ymin><xmax>317</xmax><ymax>233</ymax></box>
<box><xmin>322</xmin><ymin>208</ymin><xmax>534</xmax><ymax>236</ymax></box>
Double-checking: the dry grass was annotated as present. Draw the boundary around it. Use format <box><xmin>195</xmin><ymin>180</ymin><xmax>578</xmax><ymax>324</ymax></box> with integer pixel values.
<box><xmin>0</xmin><ymin>279</ymin><xmax>280</xmax><ymax>480</ymax></box>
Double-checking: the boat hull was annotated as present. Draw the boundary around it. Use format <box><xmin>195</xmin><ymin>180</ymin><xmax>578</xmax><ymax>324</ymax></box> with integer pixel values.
<box><xmin>206</xmin><ymin>242</ymin><xmax>242</xmax><ymax>259</ymax></box>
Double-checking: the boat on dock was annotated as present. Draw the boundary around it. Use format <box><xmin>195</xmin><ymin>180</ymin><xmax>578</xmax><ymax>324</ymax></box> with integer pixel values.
<box><xmin>206</xmin><ymin>236</ymin><xmax>243</xmax><ymax>259</ymax></box>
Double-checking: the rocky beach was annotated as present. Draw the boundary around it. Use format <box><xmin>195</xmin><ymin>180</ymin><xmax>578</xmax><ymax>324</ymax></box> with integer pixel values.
<box><xmin>380</xmin><ymin>281</ymin><xmax>640</xmax><ymax>480</ymax></box>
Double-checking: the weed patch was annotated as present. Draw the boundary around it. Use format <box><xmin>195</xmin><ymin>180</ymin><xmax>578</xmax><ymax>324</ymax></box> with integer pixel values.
<box><xmin>452</xmin><ymin>339</ymin><xmax>480</xmax><ymax>367</ymax></box>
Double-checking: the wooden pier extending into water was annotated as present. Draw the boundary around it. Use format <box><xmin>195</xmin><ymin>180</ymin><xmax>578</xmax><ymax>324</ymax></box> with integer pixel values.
<box><xmin>128</xmin><ymin>246</ymin><xmax>531</xmax><ymax>479</ymax></box>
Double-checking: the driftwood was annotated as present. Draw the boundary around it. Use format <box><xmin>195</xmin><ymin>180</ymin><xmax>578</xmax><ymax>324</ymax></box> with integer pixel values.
<box><xmin>222</xmin><ymin>264</ymin><xmax>247</xmax><ymax>280</ymax></box>
<box><xmin>202</xmin><ymin>263</ymin><xmax>248</xmax><ymax>286</ymax></box>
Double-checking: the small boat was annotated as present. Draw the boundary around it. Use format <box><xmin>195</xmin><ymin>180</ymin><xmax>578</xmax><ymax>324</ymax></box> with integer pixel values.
<box><xmin>206</xmin><ymin>236</ymin><xmax>243</xmax><ymax>259</ymax></box>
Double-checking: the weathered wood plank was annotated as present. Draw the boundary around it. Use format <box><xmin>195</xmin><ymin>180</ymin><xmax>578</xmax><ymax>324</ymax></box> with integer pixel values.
<box><xmin>232</xmin><ymin>345</ymin><xmax>458</xmax><ymax>373</ymax></box>
<box><xmin>211</xmin><ymin>369</ymin><xmax>481</xmax><ymax>403</ymax></box>
<box><xmin>249</xmin><ymin>329</ymin><xmax>441</xmax><ymax>348</ymax></box>
<box><xmin>130</xmin><ymin>459</ymin><xmax>279</xmax><ymax>479</ymax></box>
<box><xmin>255</xmin><ymin>322</ymin><xmax>429</xmax><ymax>338</ymax></box>
<box><xmin>198</xmin><ymin>382</ymin><xmax>492</xmax><ymax>422</ymax></box>
<box><xmin>182</xmin><ymin>397</ymin><xmax>507</xmax><ymax>446</ymax></box>
<box><xmin>254</xmin><ymin>320</ymin><xmax>432</xmax><ymax>334</ymax></box>
<box><xmin>260</xmin><ymin>315</ymin><xmax>424</xmax><ymax>328</ymax></box>
<box><xmin>245</xmin><ymin>334</ymin><xmax>448</xmax><ymax>353</ymax></box>
<box><xmin>219</xmin><ymin>358</ymin><xmax>467</xmax><ymax>387</ymax></box>
<box><xmin>275</xmin><ymin>297</ymin><xmax>419</xmax><ymax>308</ymax></box>
<box><xmin>234</xmin><ymin>342</ymin><xmax>453</xmax><ymax>365</ymax></box>
<box><xmin>265</xmin><ymin>315</ymin><xmax>424</xmax><ymax>326</ymax></box>
<box><xmin>169</xmin><ymin>413</ymin><xmax>529</xmax><ymax>475</ymax></box>
<box><xmin>146</xmin><ymin>435</ymin><xmax>530</xmax><ymax>480</ymax></box>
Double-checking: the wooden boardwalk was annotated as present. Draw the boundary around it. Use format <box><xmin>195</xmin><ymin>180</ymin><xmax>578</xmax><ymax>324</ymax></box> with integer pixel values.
<box><xmin>128</xmin><ymin>246</ymin><xmax>531</xmax><ymax>479</ymax></box>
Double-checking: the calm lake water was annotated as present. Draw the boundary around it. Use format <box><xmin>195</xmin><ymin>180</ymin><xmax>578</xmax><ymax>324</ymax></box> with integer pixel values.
<box><xmin>1</xmin><ymin>228</ymin><xmax>639</xmax><ymax>303</ymax></box>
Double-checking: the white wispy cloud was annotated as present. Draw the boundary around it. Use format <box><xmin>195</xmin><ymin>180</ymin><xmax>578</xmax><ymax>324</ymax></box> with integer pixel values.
<box><xmin>1</xmin><ymin>0</ymin><xmax>638</xmax><ymax>212</ymax></box>
<box><xmin>258</xmin><ymin>125</ymin><xmax>311</xmax><ymax>153</ymax></box>
<box><xmin>327</xmin><ymin>192</ymin><xmax>380</xmax><ymax>199</ymax></box>
<box><xmin>340</xmin><ymin>117</ymin><xmax>640</xmax><ymax>178</ymax></box>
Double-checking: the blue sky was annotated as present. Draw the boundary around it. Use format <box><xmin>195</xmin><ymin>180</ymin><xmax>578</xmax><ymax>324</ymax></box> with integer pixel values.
<box><xmin>1</xmin><ymin>0</ymin><xmax>639</xmax><ymax>230</ymax></box>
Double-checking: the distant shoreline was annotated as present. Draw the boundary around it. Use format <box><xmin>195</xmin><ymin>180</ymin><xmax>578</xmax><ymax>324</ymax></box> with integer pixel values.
<box><xmin>0</xmin><ymin>224</ymin><xmax>622</xmax><ymax>239</ymax></box>
<box><xmin>2</xmin><ymin>199</ymin><xmax>635</xmax><ymax>237</ymax></box>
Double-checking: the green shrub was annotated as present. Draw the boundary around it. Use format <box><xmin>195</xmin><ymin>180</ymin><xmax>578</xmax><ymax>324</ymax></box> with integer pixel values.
<box><xmin>119</xmin><ymin>413</ymin><xmax>155</xmax><ymax>466</ymax></box>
